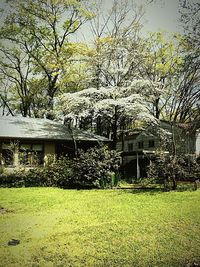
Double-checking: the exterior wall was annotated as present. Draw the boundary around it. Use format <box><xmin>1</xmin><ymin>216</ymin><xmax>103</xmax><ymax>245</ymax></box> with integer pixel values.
<box><xmin>0</xmin><ymin>140</ymin><xmax>54</xmax><ymax>168</ymax></box>
<box><xmin>196</xmin><ymin>133</ymin><xmax>200</xmax><ymax>157</ymax></box>
<box><xmin>117</xmin><ymin>123</ymin><xmax>197</xmax><ymax>157</ymax></box>
<box><xmin>117</xmin><ymin>133</ymin><xmax>159</xmax><ymax>178</ymax></box>
<box><xmin>117</xmin><ymin>124</ymin><xmax>198</xmax><ymax>179</ymax></box>
<box><xmin>117</xmin><ymin>136</ymin><xmax>160</xmax><ymax>154</ymax></box>
<box><xmin>44</xmin><ymin>142</ymin><xmax>55</xmax><ymax>156</ymax></box>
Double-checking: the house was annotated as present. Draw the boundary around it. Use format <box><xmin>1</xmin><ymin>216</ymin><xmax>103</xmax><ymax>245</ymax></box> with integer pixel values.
<box><xmin>117</xmin><ymin>121</ymin><xmax>198</xmax><ymax>178</ymax></box>
<box><xmin>0</xmin><ymin>116</ymin><xmax>109</xmax><ymax>168</ymax></box>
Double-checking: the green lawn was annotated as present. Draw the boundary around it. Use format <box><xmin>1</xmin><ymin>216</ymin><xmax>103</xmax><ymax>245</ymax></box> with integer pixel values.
<box><xmin>0</xmin><ymin>188</ymin><xmax>200</xmax><ymax>267</ymax></box>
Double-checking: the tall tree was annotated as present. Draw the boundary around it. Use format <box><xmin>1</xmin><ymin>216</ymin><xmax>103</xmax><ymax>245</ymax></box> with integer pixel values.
<box><xmin>81</xmin><ymin>0</ymin><xmax>150</xmax><ymax>135</ymax></box>
<box><xmin>139</xmin><ymin>31</ymin><xmax>184</xmax><ymax>119</ymax></box>
<box><xmin>0</xmin><ymin>45</ymin><xmax>34</xmax><ymax>117</ymax></box>
<box><xmin>166</xmin><ymin>0</ymin><xmax>200</xmax><ymax>124</ymax></box>
<box><xmin>0</xmin><ymin>0</ymin><xmax>94</xmax><ymax>117</ymax></box>
<box><xmin>88</xmin><ymin>0</ymin><xmax>145</xmax><ymax>89</ymax></box>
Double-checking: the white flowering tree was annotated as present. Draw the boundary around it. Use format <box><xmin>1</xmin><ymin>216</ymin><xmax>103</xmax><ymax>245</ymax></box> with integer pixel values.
<box><xmin>55</xmin><ymin>79</ymin><xmax>161</xmax><ymax>148</ymax></box>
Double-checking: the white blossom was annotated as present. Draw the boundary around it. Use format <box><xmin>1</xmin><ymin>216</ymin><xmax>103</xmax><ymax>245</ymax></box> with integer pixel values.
<box><xmin>55</xmin><ymin>79</ymin><xmax>161</xmax><ymax>126</ymax></box>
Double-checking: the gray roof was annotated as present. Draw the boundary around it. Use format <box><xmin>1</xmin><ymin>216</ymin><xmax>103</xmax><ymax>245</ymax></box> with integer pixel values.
<box><xmin>0</xmin><ymin>116</ymin><xmax>109</xmax><ymax>142</ymax></box>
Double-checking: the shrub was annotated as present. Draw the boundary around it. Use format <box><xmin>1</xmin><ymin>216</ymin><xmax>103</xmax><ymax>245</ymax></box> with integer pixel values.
<box><xmin>24</xmin><ymin>156</ymin><xmax>73</xmax><ymax>187</ymax></box>
<box><xmin>72</xmin><ymin>146</ymin><xmax>121</xmax><ymax>188</ymax></box>
<box><xmin>147</xmin><ymin>153</ymin><xmax>200</xmax><ymax>190</ymax></box>
<box><xmin>0</xmin><ymin>168</ymin><xmax>26</xmax><ymax>187</ymax></box>
<box><xmin>0</xmin><ymin>157</ymin><xmax>73</xmax><ymax>188</ymax></box>
<box><xmin>0</xmin><ymin>146</ymin><xmax>121</xmax><ymax>189</ymax></box>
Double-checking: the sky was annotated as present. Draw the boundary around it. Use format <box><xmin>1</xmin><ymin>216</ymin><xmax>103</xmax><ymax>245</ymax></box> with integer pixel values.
<box><xmin>142</xmin><ymin>0</ymin><xmax>181</xmax><ymax>33</ymax></box>
<box><xmin>71</xmin><ymin>0</ymin><xmax>183</xmax><ymax>43</ymax></box>
<box><xmin>0</xmin><ymin>0</ymin><xmax>182</xmax><ymax>41</ymax></box>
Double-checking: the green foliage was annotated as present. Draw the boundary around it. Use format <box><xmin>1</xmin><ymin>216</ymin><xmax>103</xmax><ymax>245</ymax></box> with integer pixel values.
<box><xmin>26</xmin><ymin>156</ymin><xmax>73</xmax><ymax>187</ymax></box>
<box><xmin>0</xmin><ymin>157</ymin><xmax>73</xmax><ymax>188</ymax></box>
<box><xmin>0</xmin><ymin>0</ymin><xmax>93</xmax><ymax>116</ymax></box>
<box><xmin>145</xmin><ymin>31</ymin><xmax>184</xmax><ymax>77</ymax></box>
<box><xmin>147</xmin><ymin>153</ymin><xmax>200</xmax><ymax>190</ymax></box>
<box><xmin>131</xmin><ymin>177</ymin><xmax>158</xmax><ymax>186</ymax></box>
<box><xmin>0</xmin><ymin>146</ymin><xmax>121</xmax><ymax>189</ymax></box>
<box><xmin>72</xmin><ymin>146</ymin><xmax>121</xmax><ymax>188</ymax></box>
<box><xmin>0</xmin><ymin>169</ymin><xmax>25</xmax><ymax>188</ymax></box>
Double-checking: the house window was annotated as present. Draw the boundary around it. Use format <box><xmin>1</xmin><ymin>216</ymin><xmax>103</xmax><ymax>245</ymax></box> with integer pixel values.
<box><xmin>19</xmin><ymin>144</ymin><xmax>44</xmax><ymax>165</ymax></box>
<box><xmin>2</xmin><ymin>144</ymin><xmax>14</xmax><ymax>166</ymax></box>
<box><xmin>128</xmin><ymin>143</ymin><xmax>133</xmax><ymax>151</ymax></box>
<box><xmin>149</xmin><ymin>140</ymin><xmax>155</xmax><ymax>148</ymax></box>
<box><xmin>138</xmin><ymin>141</ymin><xmax>144</xmax><ymax>149</ymax></box>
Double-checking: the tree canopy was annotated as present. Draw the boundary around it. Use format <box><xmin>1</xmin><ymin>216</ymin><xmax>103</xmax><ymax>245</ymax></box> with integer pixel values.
<box><xmin>55</xmin><ymin>79</ymin><xmax>160</xmax><ymax>147</ymax></box>
<box><xmin>0</xmin><ymin>0</ymin><xmax>199</xmax><ymax>135</ymax></box>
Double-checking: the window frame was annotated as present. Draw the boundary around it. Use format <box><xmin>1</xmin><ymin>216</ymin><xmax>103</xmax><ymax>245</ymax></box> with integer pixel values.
<box><xmin>19</xmin><ymin>143</ymin><xmax>44</xmax><ymax>166</ymax></box>
<box><xmin>128</xmin><ymin>143</ymin><xmax>133</xmax><ymax>152</ymax></box>
<box><xmin>1</xmin><ymin>143</ymin><xmax>14</xmax><ymax>166</ymax></box>
<box><xmin>138</xmin><ymin>141</ymin><xmax>144</xmax><ymax>149</ymax></box>
<box><xmin>149</xmin><ymin>140</ymin><xmax>155</xmax><ymax>148</ymax></box>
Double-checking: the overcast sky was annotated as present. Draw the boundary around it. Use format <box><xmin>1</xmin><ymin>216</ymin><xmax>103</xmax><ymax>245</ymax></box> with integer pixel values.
<box><xmin>142</xmin><ymin>0</ymin><xmax>181</xmax><ymax>33</ymax></box>
<box><xmin>0</xmin><ymin>0</ymin><xmax>182</xmax><ymax>42</ymax></box>
<box><xmin>73</xmin><ymin>0</ymin><xmax>182</xmax><ymax>42</ymax></box>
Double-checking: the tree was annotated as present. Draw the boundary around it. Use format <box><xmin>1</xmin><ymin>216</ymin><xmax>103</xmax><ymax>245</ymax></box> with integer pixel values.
<box><xmin>180</xmin><ymin>0</ymin><xmax>200</xmax><ymax>49</ymax></box>
<box><xmin>176</xmin><ymin>0</ymin><xmax>200</xmax><ymax>127</ymax></box>
<box><xmin>0</xmin><ymin>76</ymin><xmax>14</xmax><ymax>116</ymax></box>
<box><xmin>0</xmin><ymin>0</ymin><xmax>94</xmax><ymax>117</ymax></box>
<box><xmin>55</xmin><ymin>79</ymin><xmax>160</xmax><ymax>148</ymax></box>
<box><xmin>0</xmin><ymin>45</ymin><xmax>34</xmax><ymax>117</ymax></box>
<box><xmin>139</xmin><ymin>30</ymin><xmax>200</xmax><ymax>125</ymax></box>
<box><xmin>88</xmin><ymin>0</ymin><xmax>145</xmax><ymax>89</ymax></box>
<box><xmin>138</xmin><ymin>31</ymin><xmax>184</xmax><ymax>119</ymax></box>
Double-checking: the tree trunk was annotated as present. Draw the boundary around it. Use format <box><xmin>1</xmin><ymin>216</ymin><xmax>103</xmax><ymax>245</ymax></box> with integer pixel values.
<box><xmin>111</xmin><ymin>107</ymin><xmax>118</xmax><ymax>150</ymax></box>
<box><xmin>96</xmin><ymin>117</ymin><xmax>102</xmax><ymax>135</ymax></box>
<box><xmin>155</xmin><ymin>98</ymin><xmax>160</xmax><ymax>119</ymax></box>
<box><xmin>171</xmin><ymin>175</ymin><xmax>177</xmax><ymax>190</ymax></box>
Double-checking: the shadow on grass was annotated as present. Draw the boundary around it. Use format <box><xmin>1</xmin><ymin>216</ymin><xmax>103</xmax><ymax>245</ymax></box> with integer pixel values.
<box><xmin>118</xmin><ymin>184</ymin><xmax>197</xmax><ymax>195</ymax></box>
<box><xmin>117</xmin><ymin>187</ymin><xmax>163</xmax><ymax>195</ymax></box>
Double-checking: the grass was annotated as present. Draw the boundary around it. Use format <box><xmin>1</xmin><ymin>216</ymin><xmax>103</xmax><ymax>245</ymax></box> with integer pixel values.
<box><xmin>0</xmin><ymin>187</ymin><xmax>200</xmax><ymax>267</ymax></box>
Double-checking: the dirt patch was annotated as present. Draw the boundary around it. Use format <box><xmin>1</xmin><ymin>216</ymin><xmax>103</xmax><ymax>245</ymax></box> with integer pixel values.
<box><xmin>8</xmin><ymin>239</ymin><xmax>20</xmax><ymax>246</ymax></box>
<box><xmin>0</xmin><ymin>206</ymin><xmax>14</xmax><ymax>214</ymax></box>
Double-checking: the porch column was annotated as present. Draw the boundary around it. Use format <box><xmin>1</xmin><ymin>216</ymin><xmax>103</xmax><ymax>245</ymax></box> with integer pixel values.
<box><xmin>136</xmin><ymin>153</ymin><xmax>140</xmax><ymax>179</ymax></box>
<box><xmin>13</xmin><ymin>148</ymin><xmax>19</xmax><ymax>166</ymax></box>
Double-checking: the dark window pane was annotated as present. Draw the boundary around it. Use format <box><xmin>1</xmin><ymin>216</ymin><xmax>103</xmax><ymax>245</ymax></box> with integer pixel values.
<box><xmin>138</xmin><ymin>141</ymin><xmax>144</xmax><ymax>149</ymax></box>
<box><xmin>2</xmin><ymin>149</ymin><xmax>13</xmax><ymax>165</ymax></box>
<box><xmin>149</xmin><ymin>140</ymin><xmax>155</xmax><ymax>148</ymax></box>
<box><xmin>128</xmin><ymin>143</ymin><xmax>133</xmax><ymax>151</ymax></box>
<box><xmin>19</xmin><ymin>143</ymin><xmax>44</xmax><ymax>165</ymax></box>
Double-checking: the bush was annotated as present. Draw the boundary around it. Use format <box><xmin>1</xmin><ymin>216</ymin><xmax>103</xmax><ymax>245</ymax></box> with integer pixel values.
<box><xmin>0</xmin><ymin>146</ymin><xmax>121</xmax><ymax>189</ymax></box>
<box><xmin>147</xmin><ymin>153</ymin><xmax>200</xmax><ymax>190</ymax></box>
<box><xmin>0</xmin><ymin>157</ymin><xmax>74</xmax><ymax>188</ymax></box>
<box><xmin>0</xmin><ymin>170</ymin><xmax>26</xmax><ymax>187</ymax></box>
<box><xmin>72</xmin><ymin>146</ymin><xmax>121</xmax><ymax>188</ymax></box>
